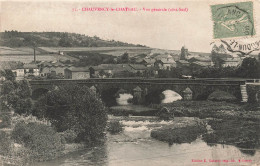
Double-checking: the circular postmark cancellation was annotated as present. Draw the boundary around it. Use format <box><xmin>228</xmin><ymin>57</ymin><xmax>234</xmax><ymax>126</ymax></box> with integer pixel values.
<box><xmin>211</xmin><ymin>1</ymin><xmax>255</xmax><ymax>39</ymax></box>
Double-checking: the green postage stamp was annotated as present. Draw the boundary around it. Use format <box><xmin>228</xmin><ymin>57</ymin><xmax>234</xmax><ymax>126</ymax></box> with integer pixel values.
<box><xmin>211</xmin><ymin>1</ymin><xmax>255</xmax><ymax>39</ymax></box>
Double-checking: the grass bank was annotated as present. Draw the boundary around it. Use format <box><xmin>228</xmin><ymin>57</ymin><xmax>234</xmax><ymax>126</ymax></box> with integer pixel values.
<box><xmin>203</xmin><ymin>119</ymin><xmax>260</xmax><ymax>155</ymax></box>
<box><xmin>109</xmin><ymin>105</ymin><xmax>158</xmax><ymax>116</ymax></box>
<box><xmin>150</xmin><ymin>118</ymin><xmax>207</xmax><ymax>144</ymax></box>
<box><xmin>159</xmin><ymin>101</ymin><xmax>260</xmax><ymax>121</ymax></box>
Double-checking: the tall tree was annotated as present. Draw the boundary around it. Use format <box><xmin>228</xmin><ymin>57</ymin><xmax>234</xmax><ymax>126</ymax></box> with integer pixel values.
<box><xmin>237</xmin><ymin>57</ymin><xmax>260</xmax><ymax>78</ymax></box>
<box><xmin>34</xmin><ymin>83</ymin><xmax>107</xmax><ymax>143</ymax></box>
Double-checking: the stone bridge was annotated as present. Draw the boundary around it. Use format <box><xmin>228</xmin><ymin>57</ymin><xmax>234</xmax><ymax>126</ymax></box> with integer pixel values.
<box><xmin>29</xmin><ymin>78</ymin><xmax>252</xmax><ymax>104</ymax></box>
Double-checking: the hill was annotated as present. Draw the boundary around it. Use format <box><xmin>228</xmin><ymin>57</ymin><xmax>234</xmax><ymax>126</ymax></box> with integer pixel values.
<box><xmin>0</xmin><ymin>31</ymin><xmax>146</xmax><ymax>48</ymax></box>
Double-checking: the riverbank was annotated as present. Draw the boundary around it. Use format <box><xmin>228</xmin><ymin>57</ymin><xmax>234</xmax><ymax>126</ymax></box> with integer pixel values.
<box><xmin>160</xmin><ymin>101</ymin><xmax>260</xmax><ymax>121</ymax></box>
<box><xmin>150</xmin><ymin>118</ymin><xmax>207</xmax><ymax>144</ymax></box>
<box><xmin>109</xmin><ymin>105</ymin><xmax>158</xmax><ymax>116</ymax></box>
<box><xmin>202</xmin><ymin>119</ymin><xmax>260</xmax><ymax>155</ymax></box>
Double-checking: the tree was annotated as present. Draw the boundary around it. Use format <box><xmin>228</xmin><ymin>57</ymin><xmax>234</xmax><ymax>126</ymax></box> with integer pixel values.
<box><xmin>120</xmin><ymin>52</ymin><xmax>129</xmax><ymax>63</ymax></box>
<box><xmin>237</xmin><ymin>57</ymin><xmax>260</xmax><ymax>78</ymax></box>
<box><xmin>1</xmin><ymin>80</ymin><xmax>15</xmax><ymax>95</ymax></box>
<box><xmin>58</xmin><ymin>37</ymin><xmax>72</xmax><ymax>47</ymax></box>
<box><xmin>211</xmin><ymin>51</ymin><xmax>225</xmax><ymax>68</ymax></box>
<box><xmin>16</xmin><ymin>80</ymin><xmax>32</xmax><ymax>98</ymax></box>
<box><xmin>14</xmin><ymin>98</ymin><xmax>33</xmax><ymax>115</ymax></box>
<box><xmin>34</xmin><ymin>84</ymin><xmax>107</xmax><ymax>143</ymax></box>
<box><xmin>4</xmin><ymin>70</ymin><xmax>15</xmax><ymax>81</ymax></box>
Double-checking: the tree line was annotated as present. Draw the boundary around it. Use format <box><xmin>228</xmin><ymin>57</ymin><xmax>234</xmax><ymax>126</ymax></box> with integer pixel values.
<box><xmin>0</xmin><ymin>31</ymin><xmax>146</xmax><ymax>47</ymax></box>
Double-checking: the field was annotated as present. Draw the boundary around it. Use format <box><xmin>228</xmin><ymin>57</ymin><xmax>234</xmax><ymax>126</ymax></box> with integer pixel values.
<box><xmin>0</xmin><ymin>54</ymin><xmax>80</xmax><ymax>63</ymax></box>
<box><xmin>0</xmin><ymin>46</ymin><xmax>183</xmax><ymax>63</ymax></box>
<box><xmin>0</xmin><ymin>47</ymin><xmax>79</xmax><ymax>63</ymax></box>
<box><xmin>0</xmin><ymin>47</ymin><xmax>41</xmax><ymax>55</ymax></box>
<box><xmin>39</xmin><ymin>47</ymin><xmax>153</xmax><ymax>57</ymax></box>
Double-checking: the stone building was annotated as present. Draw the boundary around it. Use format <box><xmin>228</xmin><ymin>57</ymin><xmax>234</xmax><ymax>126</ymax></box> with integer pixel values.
<box><xmin>64</xmin><ymin>67</ymin><xmax>90</xmax><ymax>79</ymax></box>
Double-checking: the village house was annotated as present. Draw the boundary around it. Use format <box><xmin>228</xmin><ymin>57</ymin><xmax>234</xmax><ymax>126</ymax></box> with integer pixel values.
<box><xmin>128</xmin><ymin>64</ymin><xmax>147</xmax><ymax>73</ymax></box>
<box><xmin>0</xmin><ymin>61</ymin><xmax>24</xmax><ymax>80</ymax></box>
<box><xmin>64</xmin><ymin>67</ymin><xmax>90</xmax><ymax>79</ymax></box>
<box><xmin>141</xmin><ymin>58</ymin><xmax>155</xmax><ymax>67</ymax></box>
<box><xmin>222</xmin><ymin>57</ymin><xmax>242</xmax><ymax>67</ymax></box>
<box><xmin>23</xmin><ymin>63</ymin><xmax>39</xmax><ymax>77</ymax></box>
<box><xmin>188</xmin><ymin>57</ymin><xmax>213</xmax><ymax>66</ymax></box>
<box><xmin>190</xmin><ymin>61</ymin><xmax>211</xmax><ymax>71</ymax></box>
<box><xmin>89</xmin><ymin>64</ymin><xmax>149</xmax><ymax>78</ymax></box>
<box><xmin>39</xmin><ymin>61</ymin><xmax>72</xmax><ymax>77</ymax></box>
<box><xmin>154</xmin><ymin>58</ymin><xmax>177</xmax><ymax>70</ymax></box>
<box><xmin>176</xmin><ymin>60</ymin><xmax>190</xmax><ymax>67</ymax></box>
<box><xmin>89</xmin><ymin>64</ymin><xmax>132</xmax><ymax>78</ymax></box>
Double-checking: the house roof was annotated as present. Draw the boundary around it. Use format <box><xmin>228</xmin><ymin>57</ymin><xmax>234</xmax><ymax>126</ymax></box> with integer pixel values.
<box><xmin>40</xmin><ymin>61</ymin><xmax>69</xmax><ymax>67</ymax></box>
<box><xmin>66</xmin><ymin>67</ymin><xmax>90</xmax><ymax>72</ymax></box>
<box><xmin>90</xmin><ymin>64</ymin><xmax>136</xmax><ymax>73</ymax></box>
<box><xmin>188</xmin><ymin>56</ymin><xmax>211</xmax><ymax>62</ymax></box>
<box><xmin>188</xmin><ymin>52</ymin><xmax>211</xmax><ymax>57</ymax></box>
<box><xmin>90</xmin><ymin>64</ymin><xmax>125</xmax><ymax>71</ymax></box>
<box><xmin>23</xmin><ymin>63</ymin><xmax>38</xmax><ymax>69</ymax></box>
<box><xmin>177</xmin><ymin>60</ymin><xmax>189</xmax><ymax>64</ymax></box>
<box><xmin>0</xmin><ymin>61</ymin><xmax>23</xmax><ymax>70</ymax></box>
<box><xmin>142</xmin><ymin>58</ymin><xmax>156</xmax><ymax>64</ymax></box>
<box><xmin>191</xmin><ymin>61</ymin><xmax>211</xmax><ymax>67</ymax></box>
<box><xmin>223</xmin><ymin>58</ymin><xmax>241</xmax><ymax>62</ymax></box>
<box><xmin>159</xmin><ymin>58</ymin><xmax>176</xmax><ymax>64</ymax></box>
<box><xmin>154</xmin><ymin>54</ymin><xmax>173</xmax><ymax>60</ymax></box>
<box><xmin>52</xmin><ymin>61</ymin><xmax>65</xmax><ymax>67</ymax></box>
<box><xmin>129</xmin><ymin>64</ymin><xmax>147</xmax><ymax>70</ymax></box>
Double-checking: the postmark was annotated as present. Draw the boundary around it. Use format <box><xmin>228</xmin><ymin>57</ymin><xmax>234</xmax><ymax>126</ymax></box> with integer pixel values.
<box><xmin>211</xmin><ymin>1</ymin><xmax>255</xmax><ymax>39</ymax></box>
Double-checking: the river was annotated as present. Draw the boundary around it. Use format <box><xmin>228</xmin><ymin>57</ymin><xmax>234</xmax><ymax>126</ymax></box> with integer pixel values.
<box><xmin>34</xmin><ymin>117</ymin><xmax>260</xmax><ymax>166</ymax></box>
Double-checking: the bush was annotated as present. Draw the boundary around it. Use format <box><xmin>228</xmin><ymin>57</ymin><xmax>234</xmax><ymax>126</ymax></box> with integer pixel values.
<box><xmin>59</xmin><ymin>129</ymin><xmax>78</xmax><ymax>144</ymax></box>
<box><xmin>0</xmin><ymin>112</ymin><xmax>12</xmax><ymax>128</ymax></box>
<box><xmin>151</xmin><ymin>122</ymin><xmax>207</xmax><ymax>144</ymax></box>
<box><xmin>207</xmin><ymin>90</ymin><xmax>237</xmax><ymax>102</ymax></box>
<box><xmin>0</xmin><ymin>131</ymin><xmax>12</xmax><ymax>155</ymax></box>
<box><xmin>11</xmin><ymin>121</ymin><xmax>65</xmax><ymax>161</ymax></box>
<box><xmin>34</xmin><ymin>84</ymin><xmax>107</xmax><ymax>144</ymax></box>
<box><xmin>107</xmin><ymin>121</ymin><xmax>123</xmax><ymax>134</ymax></box>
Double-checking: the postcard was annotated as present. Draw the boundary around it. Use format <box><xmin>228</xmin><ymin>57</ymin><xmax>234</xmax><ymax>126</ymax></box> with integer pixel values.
<box><xmin>0</xmin><ymin>0</ymin><xmax>259</xmax><ymax>165</ymax></box>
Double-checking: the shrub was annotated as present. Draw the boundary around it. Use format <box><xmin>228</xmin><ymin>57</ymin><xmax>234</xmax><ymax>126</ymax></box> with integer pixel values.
<box><xmin>11</xmin><ymin>121</ymin><xmax>65</xmax><ymax>161</ymax></box>
<box><xmin>0</xmin><ymin>112</ymin><xmax>12</xmax><ymax>128</ymax></box>
<box><xmin>107</xmin><ymin>121</ymin><xmax>123</xmax><ymax>134</ymax></box>
<box><xmin>59</xmin><ymin>129</ymin><xmax>78</xmax><ymax>144</ymax></box>
<box><xmin>151</xmin><ymin>122</ymin><xmax>207</xmax><ymax>144</ymax></box>
<box><xmin>208</xmin><ymin>90</ymin><xmax>237</xmax><ymax>102</ymax></box>
<box><xmin>0</xmin><ymin>131</ymin><xmax>12</xmax><ymax>155</ymax></box>
<box><xmin>35</xmin><ymin>84</ymin><xmax>107</xmax><ymax>144</ymax></box>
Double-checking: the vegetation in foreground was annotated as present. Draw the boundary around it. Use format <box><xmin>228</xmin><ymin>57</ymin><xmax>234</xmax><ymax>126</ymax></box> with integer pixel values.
<box><xmin>203</xmin><ymin>119</ymin><xmax>260</xmax><ymax>156</ymax></box>
<box><xmin>151</xmin><ymin>119</ymin><xmax>207</xmax><ymax>145</ymax></box>
<box><xmin>158</xmin><ymin>100</ymin><xmax>260</xmax><ymax>120</ymax></box>
<box><xmin>107</xmin><ymin>121</ymin><xmax>124</xmax><ymax>134</ymax></box>
<box><xmin>0</xmin><ymin>77</ymin><xmax>108</xmax><ymax>164</ymax></box>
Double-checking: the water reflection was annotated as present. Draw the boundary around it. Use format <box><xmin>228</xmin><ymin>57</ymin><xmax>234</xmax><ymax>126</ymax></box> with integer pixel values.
<box><xmin>161</xmin><ymin>90</ymin><xmax>182</xmax><ymax>103</ymax></box>
<box><xmin>35</xmin><ymin>118</ymin><xmax>260</xmax><ymax>166</ymax></box>
<box><xmin>116</xmin><ymin>93</ymin><xmax>133</xmax><ymax>105</ymax></box>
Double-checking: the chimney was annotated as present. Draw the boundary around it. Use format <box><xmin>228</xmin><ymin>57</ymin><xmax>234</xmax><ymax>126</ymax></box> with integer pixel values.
<box><xmin>34</xmin><ymin>47</ymin><xmax>36</xmax><ymax>63</ymax></box>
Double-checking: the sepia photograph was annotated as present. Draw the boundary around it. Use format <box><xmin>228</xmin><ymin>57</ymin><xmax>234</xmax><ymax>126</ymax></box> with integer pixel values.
<box><xmin>0</xmin><ymin>0</ymin><xmax>260</xmax><ymax>165</ymax></box>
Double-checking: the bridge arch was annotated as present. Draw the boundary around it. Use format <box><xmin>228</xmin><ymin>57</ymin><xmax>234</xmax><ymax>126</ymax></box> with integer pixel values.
<box><xmin>161</xmin><ymin>90</ymin><xmax>182</xmax><ymax>103</ymax></box>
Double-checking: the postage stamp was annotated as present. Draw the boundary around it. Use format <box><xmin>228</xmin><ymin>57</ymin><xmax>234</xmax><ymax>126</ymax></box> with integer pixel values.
<box><xmin>211</xmin><ymin>1</ymin><xmax>255</xmax><ymax>39</ymax></box>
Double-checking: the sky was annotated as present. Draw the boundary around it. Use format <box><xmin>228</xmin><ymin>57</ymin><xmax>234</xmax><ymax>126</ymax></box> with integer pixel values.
<box><xmin>1</xmin><ymin>0</ymin><xmax>260</xmax><ymax>52</ymax></box>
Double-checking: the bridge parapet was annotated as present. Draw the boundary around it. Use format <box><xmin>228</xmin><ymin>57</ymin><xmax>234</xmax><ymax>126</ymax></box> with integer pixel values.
<box><xmin>29</xmin><ymin>78</ymin><xmax>247</xmax><ymax>101</ymax></box>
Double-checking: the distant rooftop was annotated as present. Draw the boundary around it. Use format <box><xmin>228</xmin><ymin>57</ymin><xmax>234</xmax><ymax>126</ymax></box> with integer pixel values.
<box><xmin>66</xmin><ymin>67</ymin><xmax>90</xmax><ymax>72</ymax></box>
<box><xmin>159</xmin><ymin>58</ymin><xmax>176</xmax><ymax>64</ymax></box>
<box><xmin>23</xmin><ymin>63</ymin><xmax>38</xmax><ymax>69</ymax></box>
